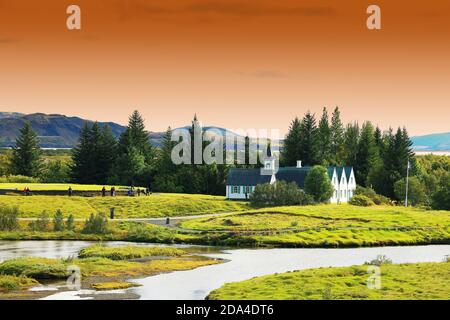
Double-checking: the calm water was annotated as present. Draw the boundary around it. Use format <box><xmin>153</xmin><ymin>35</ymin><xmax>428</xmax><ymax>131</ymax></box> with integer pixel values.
<box><xmin>0</xmin><ymin>241</ymin><xmax>448</xmax><ymax>300</ymax></box>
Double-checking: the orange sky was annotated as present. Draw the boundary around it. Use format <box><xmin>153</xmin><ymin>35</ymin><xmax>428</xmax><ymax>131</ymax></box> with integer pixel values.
<box><xmin>0</xmin><ymin>0</ymin><xmax>449</xmax><ymax>135</ymax></box>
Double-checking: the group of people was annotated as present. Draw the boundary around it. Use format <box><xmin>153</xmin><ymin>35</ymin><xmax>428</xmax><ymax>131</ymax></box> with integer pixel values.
<box><xmin>22</xmin><ymin>187</ymin><xmax>31</xmax><ymax>196</ymax></box>
<box><xmin>66</xmin><ymin>186</ymin><xmax>152</xmax><ymax>197</ymax></box>
<box><xmin>126</xmin><ymin>186</ymin><xmax>151</xmax><ymax>197</ymax></box>
<box><xmin>101</xmin><ymin>186</ymin><xmax>117</xmax><ymax>197</ymax></box>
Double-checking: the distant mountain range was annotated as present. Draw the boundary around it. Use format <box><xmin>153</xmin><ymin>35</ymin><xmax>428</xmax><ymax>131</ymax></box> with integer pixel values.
<box><xmin>411</xmin><ymin>132</ymin><xmax>450</xmax><ymax>152</ymax></box>
<box><xmin>0</xmin><ymin>112</ymin><xmax>448</xmax><ymax>151</ymax></box>
<box><xmin>0</xmin><ymin>112</ymin><xmax>126</xmax><ymax>148</ymax></box>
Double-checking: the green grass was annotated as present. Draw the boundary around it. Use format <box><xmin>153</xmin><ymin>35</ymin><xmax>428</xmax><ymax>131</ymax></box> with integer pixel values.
<box><xmin>0</xmin><ymin>193</ymin><xmax>249</xmax><ymax>218</ymax></box>
<box><xmin>0</xmin><ymin>204</ymin><xmax>449</xmax><ymax>248</ymax></box>
<box><xmin>91</xmin><ymin>281</ymin><xmax>141</xmax><ymax>290</ymax></box>
<box><xmin>178</xmin><ymin>204</ymin><xmax>450</xmax><ymax>247</ymax></box>
<box><xmin>208</xmin><ymin>262</ymin><xmax>450</xmax><ymax>300</ymax></box>
<box><xmin>0</xmin><ymin>247</ymin><xmax>218</xmax><ymax>280</ymax></box>
<box><xmin>0</xmin><ymin>257</ymin><xmax>67</xmax><ymax>279</ymax></box>
<box><xmin>0</xmin><ymin>183</ymin><xmax>129</xmax><ymax>191</ymax></box>
<box><xmin>0</xmin><ymin>275</ymin><xmax>38</xmax><ymax>291</ymax></box>
<box><xmin>78</xmin><ymin>245</ymin><xmax>185</xmax><ymax>260</ymax></box>
<box><xmin>181</xmin><ymin>204</ymin><xmax>450</xmax><ymax>231</ymax></box>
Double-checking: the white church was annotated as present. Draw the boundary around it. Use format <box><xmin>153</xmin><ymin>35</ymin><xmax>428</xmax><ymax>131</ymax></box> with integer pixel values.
<box><xmin>226</xmin><ymin>159</ymin><xmax>356</xmax><ymax>203</ymax></box>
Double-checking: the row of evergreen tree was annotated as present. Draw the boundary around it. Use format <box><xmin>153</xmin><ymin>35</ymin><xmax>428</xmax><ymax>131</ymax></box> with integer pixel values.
<box><xmin>281</xmin><ymin>107</ymin><xmax>415</xmax><ymax>199</ymax></box>
<box><xmin>9</xmin><ymin>108</ymin><xmax>415</xmax><ymax>200</ymax></box>
<box><xmin>70</xmin><ymin>111</ymin><xmax>155</xmax><ymax>187</ymax></box>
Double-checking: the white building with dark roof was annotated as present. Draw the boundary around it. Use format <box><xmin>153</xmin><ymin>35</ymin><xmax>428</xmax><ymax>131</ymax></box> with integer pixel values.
<box><xmin>226</xmin><ymin>160</ymin><xmax>356</xmax><ymax>203</ymax></box>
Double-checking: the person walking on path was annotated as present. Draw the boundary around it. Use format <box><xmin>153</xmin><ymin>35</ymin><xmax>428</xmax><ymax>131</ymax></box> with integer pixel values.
<box><xmin>68</xmin><ymin>186</ymin><xmax>73</xmax><ymax>197</ymax></box>
<box><xmin>101</xmin><ymin>186</ymin><xmax>106</xmax><ymax>197</ymax></box>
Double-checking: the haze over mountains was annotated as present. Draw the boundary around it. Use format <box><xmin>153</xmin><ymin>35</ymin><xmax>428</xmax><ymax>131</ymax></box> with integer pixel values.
<box><xmin>0</xmin><ymin>112</ymin><xmax>448</xmax><ymax>151</ymax></box>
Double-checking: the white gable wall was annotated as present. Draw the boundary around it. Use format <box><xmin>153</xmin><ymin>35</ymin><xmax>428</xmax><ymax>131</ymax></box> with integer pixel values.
<box><xmin>330</xmin><ymin>169</ymin><xmax>339</xmax><ymax>204</ymax></box>
<box><xmin>338</xmin><ymin>171</ymin><xmax>348</xmax><ymax>203</ymax></box>
<box><xmin>347</xmin><ymin>169</ymin><xmax>357</xmax><ymax>200</ymax></box>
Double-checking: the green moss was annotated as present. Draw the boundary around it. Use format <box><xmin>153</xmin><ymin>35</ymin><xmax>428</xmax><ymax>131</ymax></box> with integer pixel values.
<box><xmin>208</xmin><ymin>262</ymin><xmax>450</xmax><ymax>300</ymax></box>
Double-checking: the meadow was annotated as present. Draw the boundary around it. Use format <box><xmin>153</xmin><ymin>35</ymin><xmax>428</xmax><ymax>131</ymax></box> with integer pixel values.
<box><xmin>0</xmin><ymin>192</ymin><xmax>250</xmax><ymax>218</ymax></box>
<box><xmin>179</xmin><ymin>205</ymin><xmax>450</xmax><ymax>247</ymax></box>
<box><xmin>207</xmin><ymin>261</ymin><xmax>450</xmax><ymax>300</ymax></box>
<box><xmin>0</xmin><ymin>183</ymin><xmax>130</xmax><ymax>191</ymax></box>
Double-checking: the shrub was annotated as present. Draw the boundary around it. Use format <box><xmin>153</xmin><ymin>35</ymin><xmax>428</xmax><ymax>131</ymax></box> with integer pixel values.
<box><xmin>39</xmin><ymin>160</ymin><xmax>70</xmax><ymax>183</ymax></box>
<box><xmin>394</xmin><ymin>177</ymin><xmax>426</xmax><ymax>206</ymax></box>
<box><xmin>431</xmin><ymin>175</ymin><xmax>450</xmax><ymax>210</ymax></box>
<box><xmin>349</xmin><ymin>195</ymin><xmax>374</xmax><ymax>207</ymax></box>
<box><xmin>126</xmin><ymin>223</ymin><xmax>177</xmax><ymax>243</ymax></box>
<box><xmin>304</xmin><ymin>165</ymin><xmax>333</xmax><ymax>203</ymax></box>
<box><xmin>355</xmin><ymin>186</ymin><xmax>390</xmax><ymax>205</ymax></box>
<box><xmin>0</xmin><ymin>175</ymin><xmax>40</xmax><ymax>183</ymax></box>
<box><xmin>65</xmin><ymin>214</ymin><xmax>75</xmax><ymax>231</ymax></box>
<box><xmin>53</xmin><ymin>210</ymin><xmax>64</xmax><ymax>232</ymax></box>
<box><xmin>0</xmin><ymin>207</ymin><xmax>20</xmax><ymax>231</ymax></box>
<box><xmin>250</xmin><ymin>181</ymin><xmax>313</xmax><ymax>207</ymax></box>
<box><xmin>82</xmin><ymin>213</ymin><xmax>108</xmax><ymax>234</ymax></box>
<box><xmin>28</xmin><ymin>211</ymin><xmax>50</xmax><ymax>232</ymax></box>
<box><xmin>365</xmin><ymin>255</ymin><xmax>393</xmax><ymax>266</ymax></box>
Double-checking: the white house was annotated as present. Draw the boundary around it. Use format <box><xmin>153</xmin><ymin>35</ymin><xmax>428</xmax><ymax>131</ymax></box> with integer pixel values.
<box><xmin>226</xmin><ymin>160</ymin><xmax>356</xmax><ymax>203</ymax></box>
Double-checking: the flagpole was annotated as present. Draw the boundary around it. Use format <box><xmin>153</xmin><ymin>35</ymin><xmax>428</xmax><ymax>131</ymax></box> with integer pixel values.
<box><xmin>405</xmin><ymin>159</ymin><xmax>410</xmax><ymax>207</ymax></box>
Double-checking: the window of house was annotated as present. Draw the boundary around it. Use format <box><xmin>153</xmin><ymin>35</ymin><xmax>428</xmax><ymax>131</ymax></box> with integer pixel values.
<box><xmin>233</xmin><ymin>186</ymin><xmax>239</xmax><ymax>194</ymax></box>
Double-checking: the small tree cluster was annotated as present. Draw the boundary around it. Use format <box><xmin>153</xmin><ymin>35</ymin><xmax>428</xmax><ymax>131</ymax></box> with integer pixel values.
<box><xmin>349</xmin><ymin>195</ymin><xmax>374</xmax><ymax>207</ymax></box>
<box><xmin>250</xmin><ymin>181</ymin><xmax>313</xmax><ymax>207</ymax></box>
<box><xmin>0</xmin><ymin>207</ymin><xmax>20</xmax><ymax>231</ymax></box>
<box><xmin>28</xmin><ymin>210</ymin><xmax>75</xmax><ymax>232</ymax></box>
<box><xmin>355</xmin><ymin>186</ymin><xmax>390</xmax><ymax>205</ymax></box>
<box><xmin>28</xmin><ymin>211</ymin><xmax>50</xmax><ymax>232</ymax></box>
<box><xmin>82</xmin><ymin>213</ymin><xmax>108</xmax><ymax>234</ymax></box>
<box><xmin>304</xmin><ymin>165</ymin><xmax>333</xmax><ymax>203</ymax></box>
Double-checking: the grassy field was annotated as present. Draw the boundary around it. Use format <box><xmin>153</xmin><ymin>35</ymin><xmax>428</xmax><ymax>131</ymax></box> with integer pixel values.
<box><xmin>0</xmin><ymin>204</ymin><xmax>449</xmax><ymax>248</ymax></box>
<box><xmin>0</xmin><ymin>193</ymin><xmax>249</xmax><ymax>218</ymax></box>
<box><xmin>177</xmin><ymin>205</ymin><xmax>450</xmax><ymax>247</ymax></box>
<box><xmin>0</xmin><ymin>183</ymin><xmax>131</xmax><ymax>191</ymax></box>
<box><xmin>208</xmin><ymin>261</ymin><xmax>450</xmax><ymax>300</ymax></box>
<box><xmin>181</xmin><ymin>205</ymin><xmax>450</xmax><ymax>231</ymax></box>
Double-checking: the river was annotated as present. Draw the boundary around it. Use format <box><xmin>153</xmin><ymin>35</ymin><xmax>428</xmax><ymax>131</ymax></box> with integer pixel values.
<box><xmin>0</xmin><ymin>241</ymin><xmax>448</xmax><ymax>300</ymax></box>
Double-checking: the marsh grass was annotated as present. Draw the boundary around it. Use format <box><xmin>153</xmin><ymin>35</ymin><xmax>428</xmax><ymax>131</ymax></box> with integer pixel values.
<box><xmin>208</xmin><ymin>262</ymin><xmax>450</xmax><ymax>300</ymax></box>
<box><xmin>78</xmin><ymin>245</ymin><xmax>185</xmax><ymax>260</ymax></box>
<box><xmin>0</xmin><ymin>275</ymin><xmax>38</xmax><ymax>291</ymax></box>
<box><xmin>91</xmin><ymin>281</ymin><xmax>141</xmax><ymax>290</ymax></box>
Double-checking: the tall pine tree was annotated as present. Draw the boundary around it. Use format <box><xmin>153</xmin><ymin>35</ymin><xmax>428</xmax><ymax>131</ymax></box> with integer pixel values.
<box><xmin>281</xmin><ymin>117</ymin><xmax>301</xmax><ymax>166</ymax></box>
<box><xmin>11</xmin><ymin>122</ymin><xmax>42</xmax><ymax>177</ymax></box>
<box><xmin>354</xmin><ymin>122</ymin><xmax>380</xmax><ymax>186</ymax></box>
<box><xmin>330</xmin><ymin>107</ymin><xmax>345</xmax><ymax>165</ymax></box>
<box><xmin>70</xmin><ymin>122</ymin><xmax>117</xmax><ymax>184</ymax></box>
<box><xmin>298</xmin><ymin>111</ymin><xmax>319</xmax><ymax>165</ymax></box>
<box><xmin>343</xmin><ymin>122</ymin><xmax>360</xmax><ymax>166</ymax></box>
<box><xmin>317</xmin><ymin>107</ymin><xmax>332</xmax><ymax>164</ymax></box>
